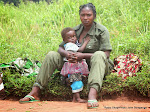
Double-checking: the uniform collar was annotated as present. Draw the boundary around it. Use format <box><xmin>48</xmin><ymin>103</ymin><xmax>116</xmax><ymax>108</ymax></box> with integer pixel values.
<box><xmin>74</xmin><ymin>22</ymin><xmax>97</xmax><ymax>39</ymax></box>
<box><xmin>87</xmin><ymin>22</ymin><xmax>95</xmax><ymax>36</ymax></box>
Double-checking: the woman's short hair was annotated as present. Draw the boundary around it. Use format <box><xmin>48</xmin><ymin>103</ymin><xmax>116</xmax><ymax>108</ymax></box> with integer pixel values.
<box><xmin>61</xmin><ymin>27</ymin><xmax>74</xmax><ymax>39</ymax></box>
<box><xmin>79</xmin><ymin>3</ymin><xmax>96</xmax><ymax>16</ymax></box>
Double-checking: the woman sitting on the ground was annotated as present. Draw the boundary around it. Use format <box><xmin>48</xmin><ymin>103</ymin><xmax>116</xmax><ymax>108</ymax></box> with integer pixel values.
<box><xmin>19</xmin><ymin>3</ymin><xmax>114</xmax><ymax>109</ymax></box>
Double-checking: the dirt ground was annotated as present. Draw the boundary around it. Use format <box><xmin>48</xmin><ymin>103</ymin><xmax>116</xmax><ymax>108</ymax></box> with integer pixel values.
<box><xmin>0</xmin><ymin>93</ymin><xmax>150</xmax><ymax>112</ymax></box>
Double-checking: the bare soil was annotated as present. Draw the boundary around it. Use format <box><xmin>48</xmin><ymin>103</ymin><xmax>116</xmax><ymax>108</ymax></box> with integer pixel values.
<box><xmin>0</xmin><ymin>92</ymin><xmax>150</xmax><ymax>112</ymax></box>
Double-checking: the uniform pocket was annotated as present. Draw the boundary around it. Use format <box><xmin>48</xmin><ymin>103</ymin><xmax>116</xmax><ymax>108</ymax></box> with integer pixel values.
<box><xmin>85</xmin><ymin>36</ymin><xmax>99</xmax><ymax>52</ymax></box>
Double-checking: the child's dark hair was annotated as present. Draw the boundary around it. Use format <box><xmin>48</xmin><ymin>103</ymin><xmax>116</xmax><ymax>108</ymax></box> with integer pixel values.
<box><xmin>79</xmin><ymin>3</ymin><xmax>96</xmax><ymax>16</ymax></box>
<box><xmin>61</xmin><ymin>27</ymin><xmax>74</xmax><ymax>39</ymax></box>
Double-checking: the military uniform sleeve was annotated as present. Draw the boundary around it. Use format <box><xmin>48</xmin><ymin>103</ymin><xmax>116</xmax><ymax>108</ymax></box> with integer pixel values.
<box><xmin>99</xmin><ymin>26</ymin><xmax>112</xmax><ymax>51</ymax></box>
<box><xmin>59</xmin><ymin>41</ymin><xmax>65</xmax><ymax>48</ymax></box>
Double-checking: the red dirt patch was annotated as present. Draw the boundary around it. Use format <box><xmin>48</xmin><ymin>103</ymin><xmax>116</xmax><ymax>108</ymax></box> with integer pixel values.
<box><xmin>0</xmin><ymin>91</ymin><xmax>150</xmax><ymax>112</ymax></box>
<box><xmin>0</xmin><ymin>98</ymin><xmax>150</xmax><ymax>112</ymax></box>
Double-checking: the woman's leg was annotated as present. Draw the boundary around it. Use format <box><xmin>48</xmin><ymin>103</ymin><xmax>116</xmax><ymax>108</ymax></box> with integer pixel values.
<box><xmin>87</xmin><ymin>51</ymin><xmax>109</xmax><ymax>108</ymax></box>
<box><xmin>19</xmin><ymin>51</ymin><xmax>63</xmax><ymax>102</ymax></box>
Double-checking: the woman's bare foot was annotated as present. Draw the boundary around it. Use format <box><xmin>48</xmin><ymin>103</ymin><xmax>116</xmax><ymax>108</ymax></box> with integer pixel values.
<box><xmin>19</xmin><ymin>86</ymin><xmax>40</xmax><ymax>102</ymax></box>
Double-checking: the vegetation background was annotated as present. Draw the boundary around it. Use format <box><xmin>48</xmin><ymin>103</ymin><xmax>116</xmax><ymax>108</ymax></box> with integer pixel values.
<box><xmin>0</xmin><ymin>0</ymin><xmax>150</xmax><ymax>99</ymax></box>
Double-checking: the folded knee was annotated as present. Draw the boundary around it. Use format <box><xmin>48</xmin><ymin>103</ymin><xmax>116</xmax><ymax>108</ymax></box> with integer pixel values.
<box><xmin>92</xmin><ymin>51</ymin><xmax>106</xmax><ymax>60</ymax></box>
<box><xmin>46</xmin><ymin>51</ymin><xmax>61</xmax><ymax>59</ymax></box>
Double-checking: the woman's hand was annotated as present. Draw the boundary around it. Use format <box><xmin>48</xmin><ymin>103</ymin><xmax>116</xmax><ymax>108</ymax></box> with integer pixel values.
<box><xmin>58</xmin><ymin>47</ymin><xmax>73</xmax><ymax>58</ymax></box>
<box><xmin>67</xmin><ymin>52</ymin><xmax>78</xmax><ymax>63</ymax></box>
<box><xmin>58</xmin><ymin>47</ymin><xmax>79</xmax><ymax>63</ymax></box>
<box><xmin>73</xmin><ymin>52</ymin><xmax>85</xmax><ymax>61</ymax></box>
<box><xmin>70</xmin><ymin>52</ymin><xmax>93</xmax><ymax>63</ymax></box>
<box><xmin>68</xmin><ymin>52</ymin><xmax>85</xmax><ymax>63</ymax></box>
<box><xmin>104</xmin><ymin>50</ymin><xmax>111</xmax><ymax>59</ymax></box>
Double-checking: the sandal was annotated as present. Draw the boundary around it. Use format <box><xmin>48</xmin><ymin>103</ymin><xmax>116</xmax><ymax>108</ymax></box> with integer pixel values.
<box><xmin>19</xmin><ymin>95</ymin><xmax>40</xmax><ymax>104</ymax></box>
<box><xmin>87</xmin><ymin>99</ymin><xmax>99</xmax><ymax>109</ymax></box>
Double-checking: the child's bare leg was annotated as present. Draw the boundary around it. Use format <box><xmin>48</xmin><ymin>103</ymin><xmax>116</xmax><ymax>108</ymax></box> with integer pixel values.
<box><xmin>72</xmin><ymin>93</ymin><xmax>76</xmax><ymax>102</ymax></box>
<box><xmin>74</xmin><ymin>92</ymin><xmax>87</xmax><ymax>103</ymax></box>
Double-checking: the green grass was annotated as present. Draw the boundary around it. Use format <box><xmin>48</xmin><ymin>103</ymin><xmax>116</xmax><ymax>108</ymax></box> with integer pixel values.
<box><xmin>0</xmin><ymin>0</ymin><xmax>150</xmax><ymax>98</ymax></box>
<box><xmin>0</xmin><ymin>0</ymin><xmax>149</xmax><ymax>62</ymax></box>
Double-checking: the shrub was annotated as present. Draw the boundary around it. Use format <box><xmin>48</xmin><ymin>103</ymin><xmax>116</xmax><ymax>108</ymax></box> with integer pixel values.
<box><xmin>2</xmin><ymin>61</ymin><xmax>150</xmax><ymax>100</ymax></box>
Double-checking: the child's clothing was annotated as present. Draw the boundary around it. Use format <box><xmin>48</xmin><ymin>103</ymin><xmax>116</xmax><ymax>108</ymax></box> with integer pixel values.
<box><xmin>68</xmin><ymin>74</ymin><xmax>83</xmax><ymax>93</ymax></box>
<box><xmin>60</xmin><ymin>60</ymin><xmax>89</xmax><ymax>76</ymax></box>
<box><xmin>60</xmin><ymin>42</ymin><xmax>89</xmax><ymax>93</ymax></box>
<box><xmin>60</xmin><ymin>42</ymin><xmax>89</xmax><ymax>76</ymax></box>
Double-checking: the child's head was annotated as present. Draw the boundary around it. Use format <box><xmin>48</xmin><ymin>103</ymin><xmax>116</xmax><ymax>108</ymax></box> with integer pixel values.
<box><xmin>61</xmin><ymin>27</ymin><xmax>77</xmax><ymax>43</ymax></box>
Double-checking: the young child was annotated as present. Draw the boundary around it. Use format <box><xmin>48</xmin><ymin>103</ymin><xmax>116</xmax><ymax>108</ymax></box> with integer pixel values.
<box><xmin>60</xmin><ymin>27</ymin><xmax>90</xmax><ymax>103</ymax></box>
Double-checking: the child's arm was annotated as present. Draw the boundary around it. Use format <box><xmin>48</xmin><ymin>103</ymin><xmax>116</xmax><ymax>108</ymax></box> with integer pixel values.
<box><xmin>78</xmin><ymin>36</ymin><xmax>90</xmax><ymax>52</ymax></box>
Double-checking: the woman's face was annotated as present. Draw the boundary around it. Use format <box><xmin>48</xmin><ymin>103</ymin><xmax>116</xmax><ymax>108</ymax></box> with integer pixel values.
<box><xmin>63</xmin><ymin>30</ymin><xmax>77</xmax><ymax>43</ymax></box>
<box><xmin>80</xmin><ymin>7</ymin><xmax>95</xmax><ymax>27</ymax></box>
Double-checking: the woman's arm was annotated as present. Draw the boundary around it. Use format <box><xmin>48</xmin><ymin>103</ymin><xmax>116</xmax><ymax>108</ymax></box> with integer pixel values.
<box><xmin>58</xmin><ymin>46</ymin><xmax>68</xmax><ymax>57</ymax></box>
<box><xmin>58</xmin><ymin>47</ymin><xmax>77</xmax><ymax>63</ymax></box>
<box><xmin>104</xmin><ymin>50</ymin><xmax>111</xmax><ymax>59</ymax></box>
<box><xmin>58</xmin><ymin>46</ymin><xmax>110</xmax><ymax>62</ymax></box>
<box><xmin>75</xmin><ymin>50</ymin><xmax>110</xmax><ymax>61</ymax></box>
<box><xmin>74</xmin><ymin>52</ymin><xmax>93</xmax><ymax>61</ymax></box>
